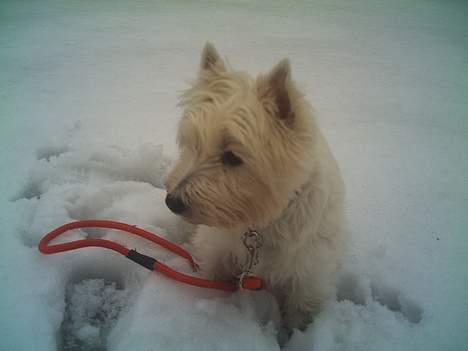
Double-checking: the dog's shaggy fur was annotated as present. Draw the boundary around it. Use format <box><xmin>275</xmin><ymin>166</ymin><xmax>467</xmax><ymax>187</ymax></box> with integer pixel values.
<box><xmin>165</xmin><ymin>43</ymin><xmax>346</xmax><ymax>332</ymax></box>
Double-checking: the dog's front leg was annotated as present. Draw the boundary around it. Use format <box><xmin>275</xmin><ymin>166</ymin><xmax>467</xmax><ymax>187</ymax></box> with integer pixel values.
<box><xmin>192</xmin><ymin>225</ymin><xmax>239</xmax><ymax>280</ymax></box>
<box><xmin>281</xmin><ymin>278</ymin><xmax>332</xmax><ymax>331</ymax></box>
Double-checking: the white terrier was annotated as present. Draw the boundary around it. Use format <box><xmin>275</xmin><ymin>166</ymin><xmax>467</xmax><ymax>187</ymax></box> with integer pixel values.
<box><xmin>165</xmin><ymin>43</ymin><xmax>347</xmax><ymax>334</ymax></box>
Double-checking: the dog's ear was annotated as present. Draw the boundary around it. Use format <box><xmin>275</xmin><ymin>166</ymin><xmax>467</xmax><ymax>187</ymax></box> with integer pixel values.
<box><xmin>200</xmin><ymin>42</ymin><xmax>225</xmax><ymax>72</ymax></box>
<box><xmin>260</xmin><ymin>59</ymin><xmax>294</xmax><ymax>126</ymax></box>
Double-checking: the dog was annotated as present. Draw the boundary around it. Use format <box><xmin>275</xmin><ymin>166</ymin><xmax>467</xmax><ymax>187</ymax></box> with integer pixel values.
<box><xmin>165</xmin><ymin>43</ymin><xmax>347</xmax><ymax>335</ymax></box>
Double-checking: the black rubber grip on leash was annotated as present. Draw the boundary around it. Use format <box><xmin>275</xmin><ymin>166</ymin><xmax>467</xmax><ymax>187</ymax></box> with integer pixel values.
<box><xmin>127</xmin><ymin>249</ymin><xmax>156</xmax><ymax>271</ymax></box>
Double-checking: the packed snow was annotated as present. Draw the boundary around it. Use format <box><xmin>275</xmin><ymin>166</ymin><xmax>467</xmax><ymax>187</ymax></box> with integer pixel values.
<box><xmin>1</xmin><ymin>0</ymin><xmax>467</xmax><ymax>350</ymax></box>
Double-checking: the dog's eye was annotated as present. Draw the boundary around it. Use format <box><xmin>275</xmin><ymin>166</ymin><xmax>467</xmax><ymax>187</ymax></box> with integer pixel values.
<box><xmin>222</xmin><ymin>151</ymin><xmax>243</xmax><ymax>167</ymax></box>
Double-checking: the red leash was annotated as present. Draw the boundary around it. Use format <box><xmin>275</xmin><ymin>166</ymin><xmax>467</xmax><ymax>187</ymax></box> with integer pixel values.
<box><xmin>38</xmin><ymin>219</ymin><xmax>263</xmax><ymax>292</ymax></box>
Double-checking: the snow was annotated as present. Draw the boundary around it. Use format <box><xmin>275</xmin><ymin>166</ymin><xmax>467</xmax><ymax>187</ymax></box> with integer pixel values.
<box><xmin>61</xmin><ymin>279</ymin><xmax>128</xmax><ymax>351</ymax></box>
<box><xmin>1</xmin><ymin>0</ymin><xmax>467</xmax><ymax>350</ymax></box>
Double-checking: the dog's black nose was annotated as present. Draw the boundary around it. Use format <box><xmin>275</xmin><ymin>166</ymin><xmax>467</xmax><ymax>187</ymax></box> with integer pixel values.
<box><xmin>165</xmin><ymin>193</ymin><xmax>186</xmax><ymax>214</ymax></box>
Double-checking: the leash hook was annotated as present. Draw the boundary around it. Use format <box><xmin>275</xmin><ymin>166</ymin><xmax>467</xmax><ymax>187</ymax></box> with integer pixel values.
<box><xmin>239</xmin><ymin>229</ymin><xmax>263</xmax><ymax>289</ymax></box>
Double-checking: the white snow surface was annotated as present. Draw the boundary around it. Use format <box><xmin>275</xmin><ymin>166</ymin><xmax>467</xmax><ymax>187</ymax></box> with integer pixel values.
<box><xmin>1</xmin><ymin>1</ymin><xmax>467</xmax><ymax>350</ymax></box>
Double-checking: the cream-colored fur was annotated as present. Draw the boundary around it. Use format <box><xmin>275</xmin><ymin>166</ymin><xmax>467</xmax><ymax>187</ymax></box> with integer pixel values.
<box><xmin>165</xmin><ymin>43</ymin><xmax>346</xmax><ymax>332</ymax></box>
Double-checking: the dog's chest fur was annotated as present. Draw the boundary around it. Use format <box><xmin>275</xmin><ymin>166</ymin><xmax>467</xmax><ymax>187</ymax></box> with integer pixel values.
<box><xmin>192</xmin><ymin>163</ymin><xmax>344</xmax><ymax>292</ymax></box>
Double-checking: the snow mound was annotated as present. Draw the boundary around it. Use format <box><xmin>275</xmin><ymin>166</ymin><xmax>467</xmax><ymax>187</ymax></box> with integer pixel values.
<box><xmin>6</xmin><ymin>143</ymin><xmax>282</xmax><ymax>350</ymax></box>
<box><xmin>5</xmin><ymin>141</ymin><xmax>434</xmax><ymax>351</ymax></box>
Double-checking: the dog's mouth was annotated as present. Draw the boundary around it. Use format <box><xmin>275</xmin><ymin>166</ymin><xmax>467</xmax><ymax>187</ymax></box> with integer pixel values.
<box><xmin>185</xmin><ymin>209</ymin><xmax>250</xmax><ymax>228</ymax></box>
<box><xmin>178</xmin><ymin>209</ymin><xmax>215</xmax><ymax>226</ymax></box>
<box><xmin>165</xmin><ymin>192</ymin><xmax>255</xmax><ymax>228</ymax></box>
<box><xmin>175</xmin><ymin>208</ymin><xmax>231</xmax><ymax>227</ymax></box>
<box><xmin>181</xmin><ymin>215</ymin><xmax>205</xmax><ymax>226</ymax></box>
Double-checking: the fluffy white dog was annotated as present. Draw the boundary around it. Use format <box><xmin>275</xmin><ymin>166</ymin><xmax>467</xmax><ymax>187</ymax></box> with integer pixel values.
<box><xmin>165</xmin><ymin>43</ymin><xmax>347</xmax><ymax>334</ymax></box>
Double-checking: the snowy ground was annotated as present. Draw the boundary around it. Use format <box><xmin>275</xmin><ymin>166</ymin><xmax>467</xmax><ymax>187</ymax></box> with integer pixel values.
<box><xmin>1</xmin><ymin>0</ymin><xmax>467</xmax><ymax>350</ymax></box>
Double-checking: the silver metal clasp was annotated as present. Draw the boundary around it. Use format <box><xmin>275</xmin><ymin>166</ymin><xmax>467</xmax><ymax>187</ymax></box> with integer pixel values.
<box><xmin>238</xmin><ymin>229</ymin><xmax>263</xmax><ymax>289</ymax></box>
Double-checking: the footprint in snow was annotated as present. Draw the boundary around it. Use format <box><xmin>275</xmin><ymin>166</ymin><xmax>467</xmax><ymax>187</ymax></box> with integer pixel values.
<box><xmin>59</xmin><ymin>278</ymin><xmax>129</xmax><ymax>351</ymax></box>
<box><xmin>36</xmin><ymin>145</ymin><xmax>70</xmax><ymax>162</ymax></box>
<box><xmin>337</xmin><ymin>272</ymin><xmax>423</xmax><ymax>324</ymax></box>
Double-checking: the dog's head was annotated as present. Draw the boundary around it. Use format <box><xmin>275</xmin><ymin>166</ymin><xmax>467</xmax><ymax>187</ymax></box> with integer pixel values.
<box><xmin>165</xmin><ymin>43</ymin><xmax>316</xmax><ymax>228</ymax></box>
